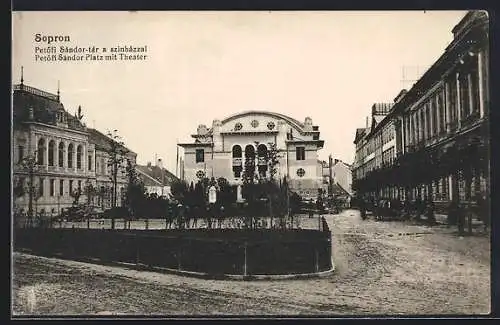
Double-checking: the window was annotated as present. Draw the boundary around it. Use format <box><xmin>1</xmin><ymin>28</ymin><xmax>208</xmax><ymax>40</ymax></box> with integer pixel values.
<box><xmin>69</xmin><ymin>180</ymin><xmax>73</xmax><ymax>194</ymax></box>
<box><xmin>297</xmin><ymin>168</ymin><xmax>306</xmax><ymax>177</ymax></box>
<box><xmin>195</xmin><ymin>149</ymin><xmax>204</xmax><ymax>163</ymax></box>
<box><xmin>449</xmin><ymin>80</ymin><xmax>458</xmax><ymax>124</ymax></box>
<box><xmin>234</xmin><ymin>122</ymin><xmax>243</xmax><ymax>131</ymax></box>
<box><xmin>39</xmin><ymin>178</ymin><xmax>44</xmax><ymax>196</ymax></box>
<box><xmin>48</xmin><ymin>140</ymin><xmax>55</xmax><ymax>166</ymax></box>
<box><xmin>296</xmin><ymin>147</ymin><xmax>305</xmax><ymax>161</ymax></box>
<box><xmin>78</xmin><ymin>180</ymin><xmax>82</xmax><ymax>192</ymax></box>
<box><xmin>37</xmin><ymin>138</ymin><xmax>45</xmax><ymax>165</ymax></box>
<box><xmin>76</xmin><ymin>145</ymin><xmax>82</xmax><ymax>169</ymax></box>
<box><xmin>18</xmin><ymin>145</ymin><xmax>24</xmax><ymax>163</ymax></box>
<box><xmin>432</xmin><ymin>96</ymin><xmax>438</xmax><ymax>136</ymax></box>
<box><xmin>88</xmin><ymin>154</ymin><xmax>92</xmax><ymax>170</ymax></box>
<box><xmin>470</xmin><ymin>68</ymin><xmax>480</xmax><ymax>115</ymax></box>
<box><xmin>267</xmin><ymin>121</ymin><xmax>275</xmax><ymax>130</ymax></box>
<box><xmin>68</xmin><ymin>143</ymin><xmax>74</xmax><ymax>168</ymax></box>
<box><xmin>59</xmin><ymin>179</ymin><xmax>64</xmax><ymax>196</ymax></box>
<box><xmin>50</xmin><ymin>179</ymin><xmax>55</xmax><ymax>196</ymax></box>
<box><xmin>58</xmin><ymin>142</ymin><xmax>64</xmax><ymax>167</ymax></box>
<box><xmin>460</xmin><ymin>73</ymin><xmax>471</xmax><ymax>117</ymax></box>
<box><xmin>232</xmin><ymin>145</ymin><xmax>242</xmax><ymax>178</ymax></box>
<box><xmin>438</xmin><ymin>91</ymin><xmax>446</xmax><ymax>133</ymax></box>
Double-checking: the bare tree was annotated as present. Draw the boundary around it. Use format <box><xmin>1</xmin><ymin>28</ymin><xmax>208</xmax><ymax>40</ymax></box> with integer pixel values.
<box><xmin>83</xmin><ymin>179</ymin><xmax>97</xmax><ymax>228</ymax></box>
<box><xmin>105</xmin><ymin>130</ymin><xmax>128</xmax><ymax>229</ymax></box>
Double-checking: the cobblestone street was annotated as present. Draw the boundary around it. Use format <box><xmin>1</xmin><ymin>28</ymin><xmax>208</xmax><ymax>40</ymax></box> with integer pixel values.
<box><xmin>12</xmin><ymin>209</ymin><xmax>490</xmax><ymax>316</ymax></box>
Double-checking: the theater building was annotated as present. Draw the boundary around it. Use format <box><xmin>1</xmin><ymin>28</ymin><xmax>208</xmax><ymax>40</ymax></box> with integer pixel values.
<box><xmin>178</xmin><ymin>111</ymin><xmax>325</xmax><ymax>199</ymax></box>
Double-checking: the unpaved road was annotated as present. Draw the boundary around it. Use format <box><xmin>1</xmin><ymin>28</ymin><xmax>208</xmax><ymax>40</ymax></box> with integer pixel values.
<box><xmin>12</xmin><ymin>210</ymin><xmax>491</xmax><ymax>316</ymax></box>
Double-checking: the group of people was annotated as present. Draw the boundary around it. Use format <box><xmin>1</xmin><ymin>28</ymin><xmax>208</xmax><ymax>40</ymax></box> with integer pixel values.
<box><xmin>353</xmin><ymin>195</ymin><xmax>489</xmax><ymax>234</ymax></box>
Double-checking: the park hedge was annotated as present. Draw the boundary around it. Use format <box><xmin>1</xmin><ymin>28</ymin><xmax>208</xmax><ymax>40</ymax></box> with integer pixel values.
<box><xmin>14</xmin><ymin>228</ymin><xmax>333</xmax><ymax>276</ymax></box>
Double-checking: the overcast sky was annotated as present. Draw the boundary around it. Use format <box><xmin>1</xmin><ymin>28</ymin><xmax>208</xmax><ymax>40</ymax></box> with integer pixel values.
<box><xmin>12</xmin><ymin>10</ymin><xmax>468</xmax><ymax>174</ymax></box>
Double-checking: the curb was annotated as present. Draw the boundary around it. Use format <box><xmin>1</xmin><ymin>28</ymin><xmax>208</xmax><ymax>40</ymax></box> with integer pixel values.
<box><xmin>144</xmin><ymin>259</ymin><xmax>336</xmax><ymax>281</ymax></box>
<box><xmin>15</xmin><ymin>249</ymin><xmax>336</xmax><ymax>281</ymax></box>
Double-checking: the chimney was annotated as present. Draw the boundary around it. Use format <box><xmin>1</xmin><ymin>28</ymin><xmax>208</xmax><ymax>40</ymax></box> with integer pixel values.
<box><xmin>157</xmin><ymin>158</ymin><xmax>163</xmax><ymax>169</ymax></box>
<box><xmin>147</xmin><ymin>161</ymin><xmax>152</xmax><ymax>168</ymax></box>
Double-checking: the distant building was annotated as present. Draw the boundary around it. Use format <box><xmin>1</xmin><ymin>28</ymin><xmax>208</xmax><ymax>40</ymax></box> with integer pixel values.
<box><xmin>332</xmin><ymin>159</ymin><xmax>353</xmax><ymax>197</ymax></box>
<box><xmin>318</xmin><ymin>157</ymin><xmax>353</xmax><ymax>199</ymax></box>
<box><xmin>136</xmin><ymin>159</ymin><xmax>178</xmax><ymax>198</ymax></box>
<box><xmin>178</xmin><ymin>111</ymin><xmax>325</xmax><ymax>199</ymax></box>
<box><xmin>352</xmin><ymin>102</ymin><xmax>398</xmax><ymax>198</ymax></box>
<box><xmin>88</xmin><ymin>128</ymin><xmax>137</xmax><ymax>210</ymax></box>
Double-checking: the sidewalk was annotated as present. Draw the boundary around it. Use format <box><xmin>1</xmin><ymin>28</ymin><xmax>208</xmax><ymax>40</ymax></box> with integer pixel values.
<box><xmin>358</xmin><ymin>209</ymin><xmax>489</xmax><ymax>237</ymax></box>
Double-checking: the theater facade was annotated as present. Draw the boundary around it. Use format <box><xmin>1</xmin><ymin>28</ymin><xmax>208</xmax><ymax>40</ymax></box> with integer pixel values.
<box><xmin>178</xmin><ymin>111</ymin><xmax>324</xmax><ymax>199</ymax></box>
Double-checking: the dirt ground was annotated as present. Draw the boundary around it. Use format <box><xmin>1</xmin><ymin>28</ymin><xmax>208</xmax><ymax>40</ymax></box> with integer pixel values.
<box><xmin>11</xmin><ymin>210</ymin><xmax>491</xmax><ymax>316</ymax></box>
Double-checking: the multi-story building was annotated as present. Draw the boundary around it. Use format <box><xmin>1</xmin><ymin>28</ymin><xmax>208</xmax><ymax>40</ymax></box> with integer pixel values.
<box><xmin>319</xmin><ymin>157</ymin><xmax>353</xmax><ymax>199</ymax></box>
<box><xmin>136</xmin><ymin>159</ymin><xmax>179</xmax><ymax>198</ymax></box>
<box><xmin>353</xmin><ymin>103</ymin><xmax>398</xmax><ymax>198</ymax></box>
<box><xmin>88</xmin><ymin>128</ymin><xmax>137</xmax><ymax>210</ymax></box>
<box><xmin>352</xmin><ymin>10</ymin><xmax>489</xmax><ymax>209</ymax></box>
<box><xmin>12</xmin><ymin>80</ymin><xmax>136</xmax><ymax>220</ymax></box>
<box><xmin>332</xmin><ymin>159</ymin><xmax>353</xmax><ymax>197</ymax></box>
<box><xmin>178</xmin><ymin>111</ymin><xmax>325</xmax><ymax>199</ymax></box>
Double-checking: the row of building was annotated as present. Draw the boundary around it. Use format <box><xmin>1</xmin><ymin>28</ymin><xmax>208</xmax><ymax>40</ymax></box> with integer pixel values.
<box><xmin>352</xmin><ymin>11</ymin><xmax>489</xmax><ymax>209</ymax></box>
<box><xmin>12</xmin><ymin>79</ymin><xmax>178</xmax><ymax>217</ymax></box>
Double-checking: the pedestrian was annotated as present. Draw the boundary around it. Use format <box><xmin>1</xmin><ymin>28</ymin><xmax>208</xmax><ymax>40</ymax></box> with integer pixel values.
<box><xmin>360</xmin><ymin>198</ymin><xmax>367</xmax><ymax>220</ymax></box>
<box><xmin>218</xmin><ymin>205</ymin><xmax>225</xmax><ymax>229</ymax></box>
<box><xmin>177</xmin><ymin>203</ymin><xmax>184</xmax><ymax>229</ymax></box>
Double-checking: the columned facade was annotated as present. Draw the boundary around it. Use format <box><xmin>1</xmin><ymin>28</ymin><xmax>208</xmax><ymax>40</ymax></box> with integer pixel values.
<box><xmin>352</xmin><ymin>11</ymin><xmax>489</xmax><ymax>212</ymax></box>
<box><xmin>179</xmin><ymin>111</ymin><xmax>324</xmax><ymax>199</ymax></box>
<box><xmin>13</xmin><ymin>83</ymin><xmax>137</xmax><ymax>222</ymax></box>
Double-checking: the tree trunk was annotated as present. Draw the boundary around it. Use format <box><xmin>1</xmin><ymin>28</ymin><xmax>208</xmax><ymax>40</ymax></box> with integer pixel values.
<box><xmin>465</xmin><ymin>170</ymin><xmax>473</xmax><ymax>235</ymax></box>
<box><xmin>427</xmin><ymin>181</ymin><xmax>436</xmax><ymax>225</ymax></box>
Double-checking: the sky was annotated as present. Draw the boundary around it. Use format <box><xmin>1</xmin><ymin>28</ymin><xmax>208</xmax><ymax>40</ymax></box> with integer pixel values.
<box><xmin>12</xmin><ymin>10</ymin><xmax>468</xmax><ymax>175</ymax></box>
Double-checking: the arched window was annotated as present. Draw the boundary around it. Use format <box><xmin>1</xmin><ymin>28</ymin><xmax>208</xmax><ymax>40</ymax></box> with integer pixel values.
<box><xmin>257</xmin><ymin>144</ymin><xmax>268</xmax><ymax>177</ymax></box>
<box><xmin>76</xmin><ymin>145</ymin><xmax>83</xmax><ymax>169</ymax></box>
<box><xmin>88</xmin><ymin>153</ymin><xmax>92</xmax><ymax>171</ymax></box>
<box><xmin>58</xmin><ymin>142</ymin><xmax>65</xmax><ymax>167</ymax></box>
<box><xmin>67</xmin><ymin>143</ymin><xmax>74</xmax><ymax>168</ymax></box>
<box><xmin>48</xmin><ymin>140</ymin><xmax>55</xmax><ymax>166</ymax></box>
<box><xmin>232</xmin><ymin>145</ymin><xmax>242</xmax><ymax>178</ymax></box>
<box><xmin>232</xmin><ymin>145</ymin><xmax>242</xmax><ymax>158</ymax></box>
<box><xmin>244</xmin><ymin>145</ymin><xmax>255</xmax><ymax>179</ymax></box>
<box><xmin>257</xmin><ymin>144</ymin><xmax>267</xmax><ymax>158</ymax></box>
<box><xmin>37</xmin><ymin>138</ymin><xmax>45</xmax><ymax>165</ymax></box>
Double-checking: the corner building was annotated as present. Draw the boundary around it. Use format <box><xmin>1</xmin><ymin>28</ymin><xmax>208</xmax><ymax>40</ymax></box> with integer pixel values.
<box><xmin>178</xmin><ymin>111</ymin><xmax>324</xmax><ymax>199</ymax></box>
<box><xmin>12</xmin><ymin>81</ymin><xmax>136</xmax><ymax>219</ymax></box>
